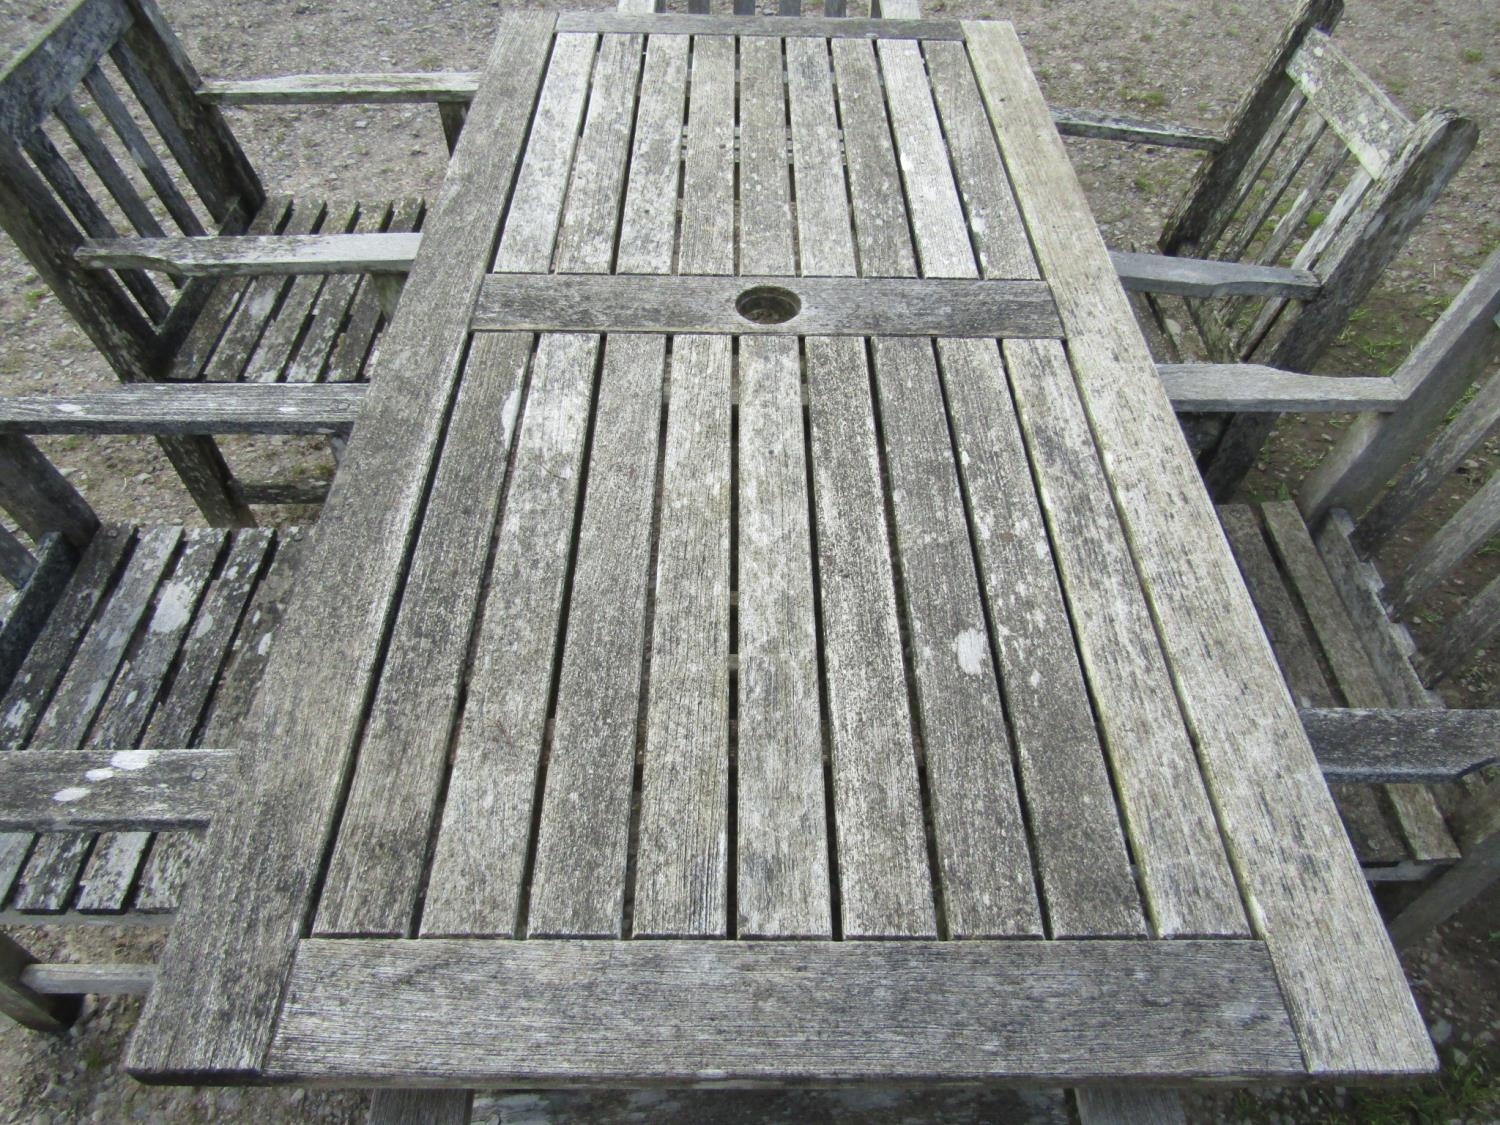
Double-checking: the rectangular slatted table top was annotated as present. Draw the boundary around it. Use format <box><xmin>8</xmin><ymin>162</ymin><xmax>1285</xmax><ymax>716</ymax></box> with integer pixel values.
<box><xmin>125</xmin><ymin>13</ymin><xmax>1434</xmax><ymax>1087</ymax></box>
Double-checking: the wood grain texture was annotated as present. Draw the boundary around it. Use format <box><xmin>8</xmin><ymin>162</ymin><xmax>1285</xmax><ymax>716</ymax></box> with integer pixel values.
<box><xmin>367</xmin><ymin>1091</ymin><xmax>473</xmax><ymax>1125</ymax></box>
<box><xmin>267</xmin><ymin>939</ymin><xmax>1303</xmax><ymax>1084</ymax></box>
<box><xmin>1076</xmin><ymin>1089</ymin><xmax>1188</xmax><ymax>1125</ymax></box>
<box><xmin>807</xmin><ymin>336</ymin><xmax>934</xmax><ymax>938</ymax></box>
<box><xmin>830</xmin><ymin>37</ymin><xmax>915</xmax><ymax>279</ymax></box>
<box><xmin>1157</xmin><ymin>363</ymin><xmax>1403</xmax><ymax>412</ymax></box>
<box><xmin>0</xmin><ymin>748</ymin><xmax>234</xmax><ymax>831</ymax></box>
<box><xmin>922</xmin><ymin>39</ymin><xmax>1037</xmax><ymax>280</ymax></box>
<box><xmin>877</xmin><ymin>38</ymin><xmax>976</xmax><ymax>278</ymax></box>
<box><xmin>615</xmin><ymin>34</ymin><xmax>687</xmax><ymax>277</ymax></box>
<box><xmin>633</xmin><ymin>335</ymin><xmax>731</xmax><ymax>937</ymax></box>
<box><xmin>199</xmin><ymin>72</ymin><xmax>480</xmax><ymax>106</ymax></box>
<box><xmin>936</xmin><ymin>338</ymin><xmax>1144</xmax><ymax>939</ymax></box>
<box><xmin>1111</xmin><ymin>251</ymin><xmax>1320</xmax><ymax>299</ymax></box>
<box><xmin>76</xmin><ymin>231</ymin><xmax>418</xmax><ymax>277</ymax></box>
<box><xmin>786</xmin><ymin>37</ymin><xmax>856</xmax><ymax>277</ymax></box>
<box><xmin>125</xmin><ymin>14</ymin><xmax>558</xmax><ymax>1080</ymax></box>
<box><xmin>1004</xmin><ymin>338</ymin><xmax>1246</xmax><ymax>938</ymax></box>
<box><xmin>676</xmin><ymin>35</ymin><xmax>734</xmax><ymax>276</ymax></box>
<box><xmin>870</xmin><ymin>337</ymin><xmax>1040</xmax><ymax>937</ymax></box>
<box><xmin>526</xmin><ymin>334</ymin><xmax>665</xmax><ymax>939</ymax></box>
<box><xmin>734</xmin><ymin>337</ymin><xmax>830</xmax><ymax>939</ymax></box>
<box><xmin>0</xmin><ymin>930</ymin><xmax>80</xmax><ymax>1031</ymax></box>
<box><xmin>0</xmin><ymin>384</ymin><xmax>362</xmax><ymax>434</ymax></box>
<box><xmin>558</xmin><ymin>13</ymin><xmax>959</xmax><ymax>38</ymax></box>
<box><xmin>420</xmin><ymin>334</ymin><xmax>598</xmax><ymax>938</ymax></box>
<box><xmin>1286</xmin><ymin>30</ymin><xmax>1409</xmax><ymax>178</ymax></box>
<box><xmin>313</xmin><ymin>331</ymin><xmax>530</xmax><ymax>937</ymax></box>
<box><xmin>1303</xmin><ymin>709</ymin><xmax>1500</xmax><ymax>783</ymax></box>
<box><xmin>969</xmin><ymin>19</ymin><xmax>1432</xmax><ymax>1076</ymax></box>
<box><xmin>472</xmin><ymin>274</ymin><xmax>1061</xmax><ymax>337</ymax></box>
<box><xmin>737</xmin><ymin>36</ymin><xmax>794</xmax><ymax>278</ymax></box>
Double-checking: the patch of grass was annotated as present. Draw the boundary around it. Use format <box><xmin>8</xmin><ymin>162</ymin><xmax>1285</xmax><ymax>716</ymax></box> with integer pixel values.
<box><xmin>1347</xmin><ymin>1051</ymin><xmax>1499</xmax><ymax>1124</ymax></box>
<box><xmin>1132</xmin><ymin>174</ymin><xmax>1155</xmax><ymax>194</ymax></box>
<box><xmin>23</xmin><ymin>286</ymin><xmax>46</xmax><ymax>308</ymax></box>
<box><xmin>1461</xmin><ymin>47</ymin><xmax>1485</xmax><ymax>64</ymax></box>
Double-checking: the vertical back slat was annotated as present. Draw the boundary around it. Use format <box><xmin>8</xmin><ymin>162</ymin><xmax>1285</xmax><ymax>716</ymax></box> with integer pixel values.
<box><xmin>83</xmin><ymin>64</ymin><xmax>204</xmax><ymax>234</ymax></box>
<box><xmin>53</xmin><ymin>93</ymin><xmax>164</xmax><ymax>238</ymax></box>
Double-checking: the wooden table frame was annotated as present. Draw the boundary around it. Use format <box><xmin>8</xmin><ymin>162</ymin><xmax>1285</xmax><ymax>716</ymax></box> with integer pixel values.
<box><xmin>123</xmin><ymin>12</ymin><xmax>1434</xmax><ymax>1088</ymax></box>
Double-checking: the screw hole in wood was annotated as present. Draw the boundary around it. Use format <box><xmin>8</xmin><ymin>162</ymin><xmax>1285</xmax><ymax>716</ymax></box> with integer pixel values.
<box><xmin>735</xmin><ymin>285</ymin><xmax>801</xmax><ymax>325</ymax></box>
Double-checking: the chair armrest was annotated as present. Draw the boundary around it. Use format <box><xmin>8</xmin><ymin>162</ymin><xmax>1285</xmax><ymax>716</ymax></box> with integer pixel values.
<box><xmin>1111</xmin><ymin>250</ymin><xmax>1321</xmax><ymax>299</ymax></box>
<box><xmin>1159</xmin><ymin>363</ymin><xmax>1406</xmax><ymax>412</ymax></box>
<box><xmin>76</xmin><ymin>233</ymin><xmax>419</xmax><ymax>278</ymax></box>
<box><xmin>0</xmin><ymin>747</ymin><xmax>238</xmax><ymax>831</ymax></box>
<box><xmin>1301</xmin><ymin>708</ymin><xmax>1500</xmax><ymax>783</ymax></box>
<box><xmin>0</xmin><ymin>385</ymin><xmax>365</xmax><ymax>435</ymax></box>
<box><xmin>199</xmin><ymin>72</ymin><xmax>479</xmax><ymax>105</ymax></box>
<box><xmin>1052</xmin><ymin>107</ymin><xmax>1223</xmax><ymax>152</ymax></box>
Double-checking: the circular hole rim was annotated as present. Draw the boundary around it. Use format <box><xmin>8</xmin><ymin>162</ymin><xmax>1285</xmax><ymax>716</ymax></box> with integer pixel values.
<box><xmin>735</xmin><ymin>284</ymin><xmax>802</xmax><ymax>326</ymax></box>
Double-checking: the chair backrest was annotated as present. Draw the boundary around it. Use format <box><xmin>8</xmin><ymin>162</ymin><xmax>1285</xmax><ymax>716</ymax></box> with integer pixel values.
<box><xmin>0</xmin><ymin>0</ymin><xmax>263</xmax><ymax>385</ymax></box>
<box><xmin>1296</xmin><ymin>248</ymin><xmax>1500</xmax><ymax>689</ymax></box>
<box><xmin>1161</xmin><ymin>0</ymin><xmax>1475</xmax><ymax>374</ymax></box>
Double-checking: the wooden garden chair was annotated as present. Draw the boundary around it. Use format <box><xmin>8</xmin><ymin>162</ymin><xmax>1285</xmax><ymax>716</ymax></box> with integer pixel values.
<box><xmin>0</xmin><ymin>0</ymin><xmax>431</xmax><ymax>526</ymax></box>
<box><xmin>1218</xmin><ymin>247</ymin><xmax>1500</xmax><ymax>946</ymax></box>
<box><xmin>1104</xmin><ymin>0</ymin><xmax>1475</xmax><ymax>499</ymax></box>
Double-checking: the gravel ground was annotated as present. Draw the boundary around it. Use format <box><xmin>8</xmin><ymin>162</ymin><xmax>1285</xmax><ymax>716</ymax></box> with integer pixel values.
<box><xmin>0</xmin><ymin>0</ymin><xmax>1496</xmax><ymax>1121</ymax></box>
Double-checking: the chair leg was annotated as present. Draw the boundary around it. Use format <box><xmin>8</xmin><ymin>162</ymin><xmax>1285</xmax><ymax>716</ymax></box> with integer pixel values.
<box><xmin>438</xmin><ymin>104</ymin><xmax>468</xmax><ymax>155</ymax></box>
<box><xmin>0</xmin><ymin>932</ymin><xmax>82</xmax><ymax>1032</ymax></box>
<box><xmin>1387</xmin><ymin>829</ymin><xmax>1500</xmax><ymax>947</ymax></box>
<box><xmin>156</xmin><ymin>434</ymin><xmax>255</xmax><ymax>527</ymax></box>
<box><xmin>1201</xmin><ymin>412</ymin><xmax>1279</xmax><ymax>500</ymax></box>
<box><xmin>368</xmin><ymin>1090</ymin><xmax>473</xmax><ymax>1125</ymax></box>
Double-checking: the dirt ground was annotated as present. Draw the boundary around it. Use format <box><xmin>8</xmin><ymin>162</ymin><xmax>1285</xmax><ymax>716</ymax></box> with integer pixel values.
<box><xmin>0</xmin><ymin>0</ymin><xmax>1497</xmax><ymax>1121</ymax></box>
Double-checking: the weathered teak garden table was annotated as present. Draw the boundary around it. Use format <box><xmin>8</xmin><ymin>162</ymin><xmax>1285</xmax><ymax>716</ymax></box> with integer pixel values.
<box><xmin>125</xmin><ymin>10</ymin><xmax>1436</xmax><ymax>1091</ymax></box>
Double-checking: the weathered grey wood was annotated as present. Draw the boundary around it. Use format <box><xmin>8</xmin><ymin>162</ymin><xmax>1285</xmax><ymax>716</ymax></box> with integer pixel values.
<box><xmin>923</xmin><ymin>40</ymin><xmax>1036</xmax><ymax>281</ymax></box>
<box><xmin>0</xmin><ymin>930</ymin><xmax>80</xmax><ymax>1032</ymax></box>
<box><xmin>420</xmin><ymin>334</ymin><xmax>599</xmax><ymax>938</ymax></box>
<box><xmin>553</xmin><ymin>34</ymin><xmax>642</xmax><ymax>275</ymax></box>
<box><xmin>968</xmin><ymin>18</ymin><xmax>1432</xmax><ymax>1075</ymax></box>
<box><xmin>19</xmin><ymin>960</ymin><xmax>152</xmax><ymax>995</ymax></box>
<box><xmin>1301</xmin><ymin>248</ymin><xmax>1500</xmax><ymax>525</ymax></box>
<box><xmin>367</xmin><ymin>1091</ymin><xmax>473</xmax><ymax>1125</ymax></box>
<box><xmin>1157</xmin><ymin>363</ymin><xmax>1402</xmax><ymax>412</ymax></box>
<box><xmin>614</xmin><ymin>33</ymin><xmax>687</xmax><ymax>276</ymax></box>
<box><xmin>473</xmin><ymin>275</ymin><xmax>1061</xmax><ymax>336</ymax></box>
<box><xmin>1265</xmin><ymin>498</ymin><xmax>1457</xmax><ymax>863</ymax></box>
<box><xmin>75</xmin><ymin>828</ymin><xmax>150</xmax><ymax>912</ymax></box>
<box><xmin>937</xmin><ymin>338</ymin><xmax>1144</xmax><ymax>938</ymax></box>
<box><xmin>28</xmin><ymin>526</ymin><xmax>180</xmax><ymax>753</ymax></box>
<box><xmin>130</xmin><ymin>827</ymin><xmax>193</xmax><ymax>913</ymax></box>
<box><xmin>734</xmin><ymin>337</ymin><xmax>830</xmax><ymax>939</ymax></box>
<box><xmin>737</xmin><ymin>36</ymin><xmax>794</xmax><ymax>278</ymax></box>
<box><xmin>1006</xmin><ymin>338</ymin><xmax>1247</xmax><ymax>937</ymax></box>
<box><xmin>1111</xmin><ymin>251</ymin><xmax>1320</xmax><ymax>299</ymax></box>
<box><xmin>0</xmin><ymin>747</ymin><xmax>233</xmax><ymax>831</ymax></box>
<box><xmin>0</xmin><ymin>526</ymin><xmax>130</xmax><ymax>751</ymax></box>
<box><xmin>633</xmin><ymin>335</ymin><xmax>731</xmax><ymax>937</ymax></box>
<box><xmin>54</xmin><ymin>93</ymin><xmax>165</xmax><ymax>241</ymax></box>
<box><xmin>558</xmin><ymin>12</ymin><xmax>959</xmax><ymax>37</ymax></box>
<box><xmin>1219</xmin><ymin>114</ymin><xmax>1326</xmax><ymax>266</ymax></box>
<box><xmin>245</xmin><ymin>202</ymin><xmax>359</xmax><ymax>380</ymax></box>
<box><xmin>1202</xmin><ymin>106</ymin><xmax>1476</xmax><ymax>498</ymax></box>
<box><xmin>1286</xmin><ymin>30</ymin><xmax>1409</xmax><ymax>178</ymax></box>
<box><xmin>830</xmin><ymin>37</ymin><xmax>915</xmax><ymax>279</ymax></box>
<box><xmin>81</xmin><ymin>63</ymin><xmax>202</xmax><ymax>235</ymax></box>
<box><xmin>85</xmin><ymin>527</ymin><xmax>224</xmax><ymax>751</ymax></box>
<box><xmin>878</xmin><ymin>39</ymin><xmax>975</xmax><ymax>279</ymax></box>
<box><xmin>280</xmin><ymin>199</ymin><xmax>388</xmax><ymax>382</ymax></box>
<box><xmin>786</xmin><ymin>36</ymin><xmax>856</xmax><ymax>277</ymax></box>
<box><xmin>1387</xmin><ymin>812</ymin><xmax>1500</xmax><ymax>947</ymax></box>
<box><xmin>1312</xmin><ymin>513</ymin><xmax>1433</xmax><ymax>710</ymax></box>
<box><xmin>0</xmin><ymin>0</ymin><xmax>131</xmax><ymax>144</ymax></box>
<box><xmin>314</xmin><ymin>331</ymin><xmax>529</xmax><ymax>937</ymax></box>
<box><xmin>870</xmin><ymin>337</ymin><xmax>1041</xmax><ymax>938</ymax></box>
<box><xmin>1216</xmin><ymin>505</ymin><xmax>1405</xmax><ymax>865</ymax></box>
<box><xmin>1052</xmin><ymin>107</ymin><xmax>1221</xmax><ymax>152</ymax></box>
<box><xmin>1162</xmin><ymin>0</ymin><xmax>1343</xmax><ymax>254</ymax></box>
<box><xmin>266</xmin><ymin>939</ymin><xmax>1302</xmax><ymax>1083</ymax></box>
<box><xmin>0</xmin><ymin>525</ymin><xmax>36</xmax><ymax>588</ymax></box>
<box><xmin>0</xmin><ymin>534</ymin><xmax>77</xmax><ymax>694</ymax></box>
<box><xmin>491</xmin><ymin>33</ymin><xmax>594</xmax><ymax>274</ymax></box>
<box><xmin>1302</xmin><ymin>710</ymin><xmax>1500</xmax><ymax>783</ymax></box>
<box><xmin>1075</xmin><ymin>1090</ymin><xmax>1188</xmax><ymax>1125</ymax></box>
<box><xmin>167</xmin><ymin>194</ymin><xmax>287</xmax><ymax>380</ymax></box>
<box><xmin>200</xmin><ymin>72</ymin><xmax>480</xmax><ymax>105</ymax></box>
<box><xmin>0</xmin><ymin>435</ymin><xmax>99</xmax><ymax>550</ymax></box>
<box><xmin>526</xmin><ymin>335</ymin><xmax>665</xmax><ymax>939</ymax></box>
<box><xmin>807</xmin><ymin>335</ymin><xmax>934</xmax><ymax>938</ymax></box>
<box><xmin>325</xmin><ymin>198</ymin><xmax>422</xmax><ymax>384</ymax></box>
<box><xmin>675</xmin><ymin>35</ymin><xmax>733</xmax><ymax>276</ymax></box>
<box><xmin>1422</xmin><ymin>572</ymin><xmax>1500</xmax><ymax>687</ymax></box>
<box><xmin>0</xmin><ymin>385</ymin><xmax>361</xmax><ymax>434</ymax></box>
<box><xmin>125</xmin><ymin>14</ymin><xmax>557</xmax><ymax>1080</ymax></box>
<box><xmin>1390</xmin><ymin>474</ymin><xmax>1500</xmax><ymax>615</ymax></box>
<box><xmin>202</xmin><ymin>198</ymin><xmax>324</xmax><ymax>383</ymax></box>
